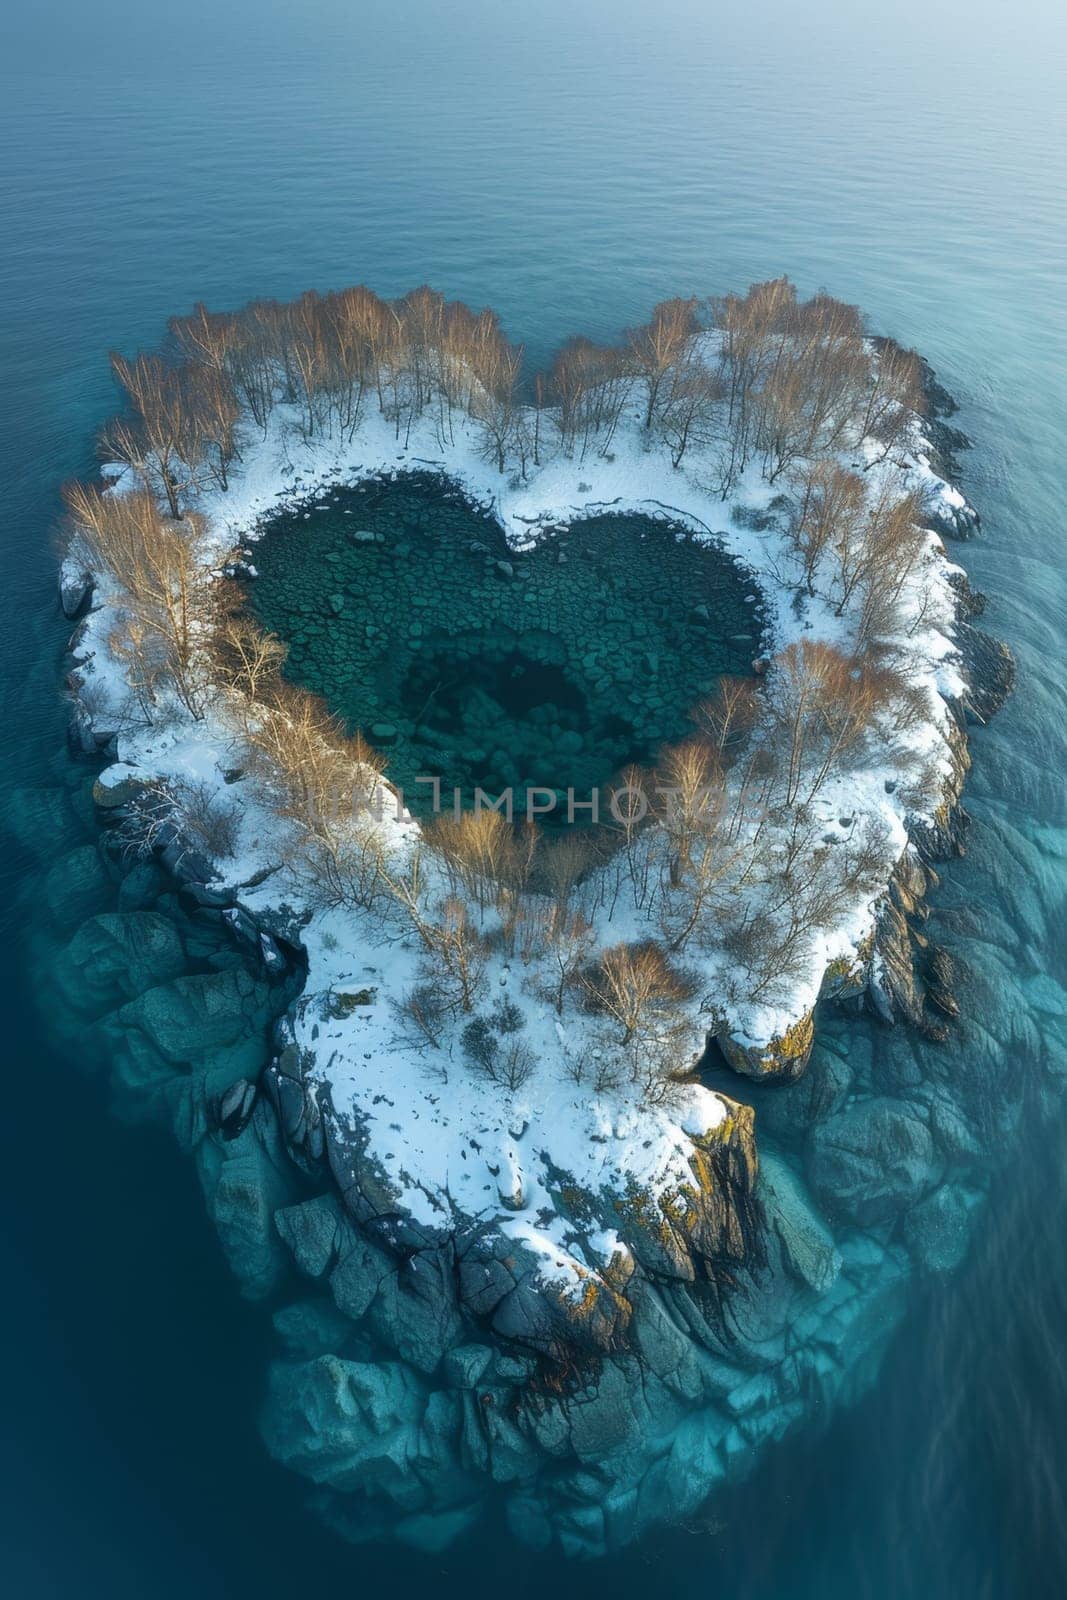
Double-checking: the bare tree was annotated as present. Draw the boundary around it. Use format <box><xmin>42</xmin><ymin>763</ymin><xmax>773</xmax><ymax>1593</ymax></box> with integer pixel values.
<box><xmin>655</xmin><ymin>739</ymin><xmax>746</xmax><ymax>951</ymax></box>
<box><xmin>859</xmin><ymin>340</ymin><xmax>925</xmax><ymax>460</ymax></box>
<box><xmin>582</xmin><ymin>940</ymin><xmax>695</xmax><ymax>1045</ymax></box>
<box><xmin>786</xmin><ymin>460</ymin><xmax>867</xmax><ymax>598</ymax></box>
<box><xmin>64</xmin><ymin>482</ymin><xmax>211</xmax><ymax>716</ymax></box>
<box><xmin>550</xmin><ymin>337</ymin><xmax>632</xmax><ymax>459</ymax></box>
<box><xmin>657</xmin><ymin>354</ymin><xmax>722</xmax><ymax>467</ymax></box>
<box><xmin>626</xmin><ymin>297</ymin><xmax>701</xmax><ymax>430</ymax></box>
<box><xmin>107</xmin><ymin>351</ymin><xmax>211</xmax><ymax>517</ymax></box>
<box><xmin>469</xmin><ymin>327</ymin><xmax>527</xmax><ymax>473</ymax></box>
<box><xmin>425</xmin><ymin>807</ymin><xmax>532</xmax><ymax>913</ymax></box>
<box><xmin>211</xmin><ymin>593</ymin><xmax>289</xmax><ymax>701</ymax></box>
<box><xmin>691</xmin><ymin>676</ymin><xmax>762</xmax><ymax>760</ymax></box>
<box><xmin>767</xmin><ymin>640</ymin><xmax>892</xmax><ymax>806</ymax></box>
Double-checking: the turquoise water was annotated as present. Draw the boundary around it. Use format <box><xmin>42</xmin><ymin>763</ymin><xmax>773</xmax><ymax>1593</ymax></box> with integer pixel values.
<box><xmin>1</xmin><ymin>1</ymin><xmax>1066</xmax><ymax>1594</ymax></box>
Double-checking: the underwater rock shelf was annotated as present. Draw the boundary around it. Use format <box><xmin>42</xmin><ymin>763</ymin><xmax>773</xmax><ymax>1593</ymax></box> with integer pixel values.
<box><xmin>57</xmin><ymin>279</ymin><xmax>1014</xmax><ymax>1557</ymax></box>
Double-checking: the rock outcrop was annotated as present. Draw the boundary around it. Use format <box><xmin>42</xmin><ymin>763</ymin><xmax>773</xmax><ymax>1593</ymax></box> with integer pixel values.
<box><xmin>718</xmin><ymin>1011</ymin><xmax>816</xmax><ymax>1081</ymax></box>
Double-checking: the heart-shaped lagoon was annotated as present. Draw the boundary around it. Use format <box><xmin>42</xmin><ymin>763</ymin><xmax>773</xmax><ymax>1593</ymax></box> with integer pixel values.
<box><xmin>246</xmin><ymin>473</ymin><xmax>764</xmax><ymax>819</ymax></box>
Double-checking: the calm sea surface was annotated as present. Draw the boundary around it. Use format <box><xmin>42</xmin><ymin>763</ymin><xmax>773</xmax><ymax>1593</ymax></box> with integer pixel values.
<box><xmin>1</xmin><ymin>3</ymin><xmax>1065</xmax><ymax>1594</ymax></box>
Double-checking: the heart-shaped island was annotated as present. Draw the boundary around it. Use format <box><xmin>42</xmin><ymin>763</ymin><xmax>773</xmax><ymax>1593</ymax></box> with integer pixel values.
<box><xmin>59</xmin><ymin>279</ymin><xmax>1008</xmax><ymax>1555</ymax></box>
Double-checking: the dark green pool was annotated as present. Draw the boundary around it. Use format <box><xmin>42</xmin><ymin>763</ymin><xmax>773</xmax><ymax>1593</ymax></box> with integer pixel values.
<box><xmin>245</xmin><ymin>474</ymin><xmax>764</xmax><ymax>819</ymax></box>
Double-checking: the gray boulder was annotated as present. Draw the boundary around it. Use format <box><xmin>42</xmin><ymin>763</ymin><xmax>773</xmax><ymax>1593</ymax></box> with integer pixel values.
<box><xmin>59</xmin><ymin>555</ymin><xmax>93</xmax><ymax>617</ymax></box>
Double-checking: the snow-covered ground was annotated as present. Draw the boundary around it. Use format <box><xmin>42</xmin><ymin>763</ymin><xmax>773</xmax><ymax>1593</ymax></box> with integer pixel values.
<box><xmin>69</xmin><ymin>364</ymin><xmax>972</xmax><ymax>1296</ymax></box>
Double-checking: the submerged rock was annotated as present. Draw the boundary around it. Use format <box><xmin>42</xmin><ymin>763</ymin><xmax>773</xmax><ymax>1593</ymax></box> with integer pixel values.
<box><xmin>806</xmin><ymin>1098</ymin><xmax>940</xmax><ymax>1226</ymax></box>
<box><xmin>902</xmin><ymin>1183</ymin><xmax>980</xmax><ymax>1274</ymax></box>
<box><xmin>759</xmin><ymin>1150</ymin><xmax>840</xmax><ymax>1292</ymax></box>
<box><xmin>43</xmin><ymin>844</ymin><xmax>112</xmax><ymax>930</ymax></box>
<box><xmin>118</xmin><ymin>965</ymin><xmax>272</xmax><ymax>1062</ymax></box>
<box><xmin>263</xmin><ymin>1353</ymin><xmax>430</xmax><ymax>1500</ymax></box>
<box><xmin>56</xmin><ymin>911</ymin><xmax>186</xmax><ymax>1010</ymax></box>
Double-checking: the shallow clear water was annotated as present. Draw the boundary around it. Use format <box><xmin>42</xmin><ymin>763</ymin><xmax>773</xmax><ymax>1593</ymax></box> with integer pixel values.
<box><xmin>1</xmin><ymin>1</ymin><xmax>1065</xmax><ymax>1594</ymax></box>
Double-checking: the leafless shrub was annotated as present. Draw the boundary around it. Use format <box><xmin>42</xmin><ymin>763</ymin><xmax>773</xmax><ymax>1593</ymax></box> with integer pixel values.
<box><xmin>461</xmin><ymin>1015</ymin><xmax>535</xmax><ymax>1090</ymax></box>
<box><xmin>173</xmin><ymin>777</ymin><xmax>242</xmax><ymax>860</ymax></box>
<box><xmin>626</xmin><ymin>1018</ymin><xmax>699</xmax><ymax>1105</ymax></box>
<box><xmin>392</xmin><ymin>978</ymin><xmax>455</xmax><ymax>1050</ymax></box>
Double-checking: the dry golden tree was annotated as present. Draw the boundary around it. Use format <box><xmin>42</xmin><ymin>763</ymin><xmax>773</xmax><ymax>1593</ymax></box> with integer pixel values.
<box><xmin>691</xmin><ymin>675</ymin><xmax>762</xmax><ymax>760</ymax></box>
<box><xmin>786</xmin><ymin>460</ymin><xmax>868</xmax><ymax>599</ymax></box>
<box><xmin>189</xmin><ymin>363</ymin><xmax>242</xmax><ymax>490</ymax></box>
<box><xmin>851</xmin><ymin>485</ymin><xmax>928</xmax><ymax>643</ymax></box>
<box><xmin>582</xmin><ymin>940</ymin><xmax>697</xmax><ymax>1047</ymax></box>
<box><xmin>395</xmin><ymin>284</ymin><xmax>447</xmax><ymax>413</ymax></box>
<box><xmin>710</xmin><ymin>275</ymin><xmax>799</xmax><ymax>483</ymax></box>
<box><xmin>103</xmin><ymin>273</ymin><xmax>924</xmax><ymax>500</ymax></box>
<box><xmin>657</xmin><ymin>356</ymin><xmax>723</xmax><ymax>468</ymax></box>
<box><xmin>752</xmin><ymin>296</ymin><xmax>870</xmax><ymax>482</ymax></box>
<box><xmin>387</xmin><ymin>857</ymin><xmax>490</xmax><ymax>1016</ymax></box>
<box><xmin>710</xmin><ymin>279</ymin><xmax>873</xmax><ymax>485</ymax></box>
<box><xmin>858</xmin><ymin>339</ymin><xmax>926</xmax><ymax>460</ymax></box>
<box><xmin>424</xmin><ymin>807</ymin><xmax>533</xmax><ymax>914</ymax></box>
<box><xmin>831</xmin><ymin>481</ymin><xmax>926</xmax><ymax>620</ymax></box>
<box><xmin>626</xmin><ymin>297</ymin><xmax>702</xmax><ymax>430</ymax></box>
<box><xmin>245</xmin><ymin>721</ymin><xmax>492</xmax><ymax>1009</ymax></box>
<box><xmin>282</xmin><ymin>290</ymin><xmax>336</xmax><ymax>439</ymax></box>
<box><xmin>168</xmin><ymin>301</ymin><xmax>238</xmax><ymax>373</ymax></box>
<box><xmin>467</xmin><ymin>324</ymin><xmax>527</xmax><ymax>473</ymax></box>
<box><xmin>240</xmin><ymin>682</ymin><xmax>394</xmax><ymax>914</ymax></box>
<box><xmin>590</xmin><ymin>761</ymin><xmax>659</xmax><ymax>916</ymax></box>
<box><xmin>317</xmin><ymin>287</ymin><xmax>372</xmax><ymax>435</ymax></box>
<box><xmin>426</xmin><ymin>894</ymin><xmax>489</xmax><ymax>1013</ymax></box>
<box><xmin>64</xmin><ymin>481</ymin><xmax>210</xmax><ymax>717</ymax></box>
<box><xmin>654</xmin><ymin>738</ymin><xmax>748</xmax><ymax>953</ymax></box>
<box><xmin>228</xmin><ymin>300</ymin><xmax>287</xmax><ymax>430</ymax></box>
<box><xmin>210</xmin><ymin>589</ymin><xmax>289</xmax><ymax>702</ymax></box>
<box><xmin>243</xmin><ymin>684</ymin><xmax>383</xmax><ymax>834</ymax></box>
<box><xmin>549</xmin><ymin>337</ymin><xmax>632</xmax><ymax>459</ymax></box>
<box><xmin>106</xmin><ymin>352</ymin><xmax>203</xmax><ymax>518</ymax></box>
<box><xmin>537</xmin><ymin>830</ymin><xmax>596</xmax><ymax>914</ymax></box>
<box><xmin>766</xmin><ymin>639</ymin><xmax>892</xmax><ymax>807</ymax></box>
